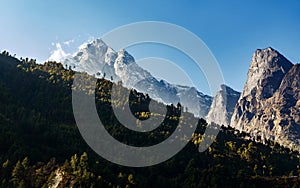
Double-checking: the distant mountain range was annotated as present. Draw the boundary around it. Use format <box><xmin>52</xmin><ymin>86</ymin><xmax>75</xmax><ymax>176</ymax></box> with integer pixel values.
<box><xmin>63</xmin><ymin>39</ymin><xmax>213</xmax><ymax>118</ymax></box>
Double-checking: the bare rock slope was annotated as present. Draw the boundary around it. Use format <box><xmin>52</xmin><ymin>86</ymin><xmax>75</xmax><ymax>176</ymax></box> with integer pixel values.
<box><xmin>206</xmin><ymin>85</ymin><xmax>240</xmax><ymax>126</ymax></box>
<box><xmin>230</xmin><ymin>47</ymin><xmax>300</xmax><ymax>149</ymax></box>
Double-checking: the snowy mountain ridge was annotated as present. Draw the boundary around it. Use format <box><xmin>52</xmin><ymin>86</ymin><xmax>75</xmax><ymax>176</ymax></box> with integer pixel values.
<box><xmin>63</xmin><ymin>39</ymin><xmax>213</xmax><ymax>118</ymax></box>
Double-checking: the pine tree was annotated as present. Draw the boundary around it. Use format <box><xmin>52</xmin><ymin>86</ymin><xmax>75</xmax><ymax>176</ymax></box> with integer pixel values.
<box><xmin>10</xmin><ymin>161</ymin><xmax>24</xmax><ymax>186</ymax></box>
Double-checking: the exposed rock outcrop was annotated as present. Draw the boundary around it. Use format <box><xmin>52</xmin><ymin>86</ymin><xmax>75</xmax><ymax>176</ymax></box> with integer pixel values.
<box><xmin>230</xmin><ymin>47</ymin><xmax>300</xmax><ymax>149</ymax></box>
<box><xmin>206</xmin><ymin>85</ymin><xmax>240</xmax><ymax>126</ymax></box>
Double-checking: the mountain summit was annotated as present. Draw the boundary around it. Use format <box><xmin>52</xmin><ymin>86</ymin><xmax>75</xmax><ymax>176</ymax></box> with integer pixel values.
<box><xmin>240</xmin><ymin>47</ymin><xmax>293</xmax><ymax>99</ymax></box>
<box><xmin>230</xmin><ymin>47</ymin><xmax>300</xmax><ymax>149</ymax></box>
<box><xmin>63</xmin><ymin>39</ymin><xmax>213</xmax><ymax>118</ymax></box>
<box><xmin>206</xmin><ymin>84</ymin><xmax>240</xmax><ymax>126</ymax></box>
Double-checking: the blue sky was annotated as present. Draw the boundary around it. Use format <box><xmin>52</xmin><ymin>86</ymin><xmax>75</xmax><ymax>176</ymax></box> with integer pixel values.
<box><xmin>1</xmin><ymin>0</ymin><xmax>300</xmax><ymax>94</ymax></box>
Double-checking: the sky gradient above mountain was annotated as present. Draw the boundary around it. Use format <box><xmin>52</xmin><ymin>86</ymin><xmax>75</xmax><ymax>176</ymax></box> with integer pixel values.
<box><xmin>0</xmin><ymin>0</ymin><xmax>300</xmax><ymax>94</ymax></box>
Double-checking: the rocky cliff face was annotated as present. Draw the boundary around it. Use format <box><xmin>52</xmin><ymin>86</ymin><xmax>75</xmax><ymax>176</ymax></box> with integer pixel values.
<box><xmin>230</xmin><ymin>47</ymin><xmax>300</xmax><ymax>149</ymax></box>
<box><xmin>239</xmin><ymin>47</ymin><xmax>293</xmax><ymax>100</ymax></box>
<box><xmin>206</xmin><ymin>85</ymin><xmax>240</xmax><ymax>126</ymax></box>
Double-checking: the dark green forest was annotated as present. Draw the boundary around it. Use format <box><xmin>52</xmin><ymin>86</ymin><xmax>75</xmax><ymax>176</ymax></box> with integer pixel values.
<box><xmin>1</xmin><ymin>51</ymin><xmax>300</xmax><ymax>187</ymax></box>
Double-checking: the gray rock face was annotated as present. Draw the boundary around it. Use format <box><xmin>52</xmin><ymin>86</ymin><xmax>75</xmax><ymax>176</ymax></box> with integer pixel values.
<box><xmin>230</xmin><ymin>47</ymin><xmax>300</xmax><ymax>149</ymax></box>
<box><xmin>206</xmin><ymin>85</ymin><xmax>240</xmax><ymax>126</ymax></box>
<box><xmin>240</xmin><ymin>47</ymin><xmax>293</xmax><ymax>100</ymax></box>
<box><xmin>247</xmin><ymin>64</ymin><xmax>300</xmax><ymax>148</ymax></box>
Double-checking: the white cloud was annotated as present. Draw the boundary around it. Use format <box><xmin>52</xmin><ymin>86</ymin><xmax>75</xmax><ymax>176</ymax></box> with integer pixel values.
<box><xmin>47</xmin><ymin>34</ymin><xmax>96</xmax><ymax>62</ymax></box>
<box><xmin>48</xmin><ymin>43</ymin><xmax>70</xmax><ymax>62</ymax></box>
<box><xmin>63</xmin><ymin>39</ymin><xmax>75</xmax><ymax>46</ymax></box>
<box><xmin>78</xmin><ymin>35</ymin><xmax>95</xmax><ymax>50</ymax></box>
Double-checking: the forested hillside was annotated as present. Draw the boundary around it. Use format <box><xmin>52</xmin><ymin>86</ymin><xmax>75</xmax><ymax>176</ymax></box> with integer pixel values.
<box><xmin>0</xmin><ymin>51</ymin><xmax>300</xmax><ymax>187</ymax></box>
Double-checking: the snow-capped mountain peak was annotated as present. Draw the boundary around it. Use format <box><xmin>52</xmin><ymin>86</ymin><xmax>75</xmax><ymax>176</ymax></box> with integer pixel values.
<box><xmin>116</xmin><ymin>50</ymin><xmax>135</xmax><ymax>65</ymax></box>
<box><xmin>63</xmin><ymin>39</ymin><xmax>213</xmax><ymax>118</ymax></box>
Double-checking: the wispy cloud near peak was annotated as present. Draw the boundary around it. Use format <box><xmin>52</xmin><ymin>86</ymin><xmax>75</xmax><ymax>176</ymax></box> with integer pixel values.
<box><xmin>48</xmin><ymin>43</ymin><xmax>70</xmax><ymax>62</ymax></box>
